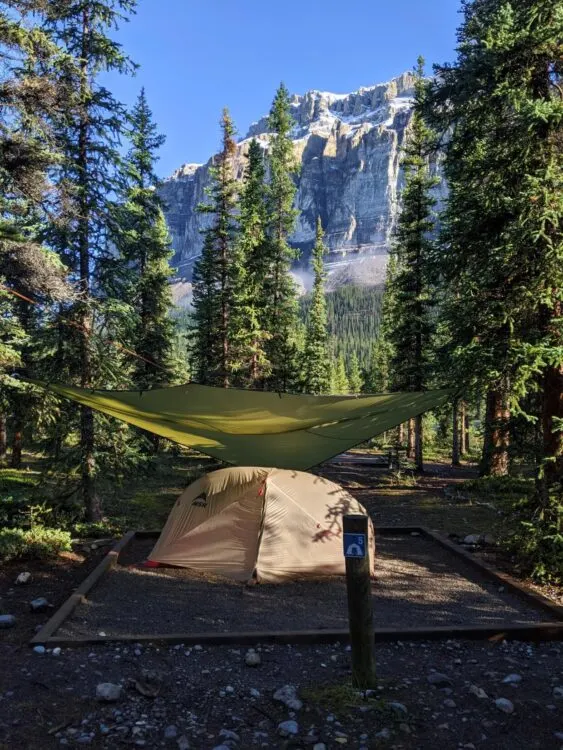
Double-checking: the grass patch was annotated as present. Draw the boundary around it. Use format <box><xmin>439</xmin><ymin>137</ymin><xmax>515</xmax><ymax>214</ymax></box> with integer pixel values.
<box><xmin>302</xmin><ymin>682</ymin><xmax>385</xmax><ymax>714</ymax></box>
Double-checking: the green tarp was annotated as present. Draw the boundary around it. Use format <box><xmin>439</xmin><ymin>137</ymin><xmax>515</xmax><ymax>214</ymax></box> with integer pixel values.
<box><xmin>32</xmin><ymin>381</ymin><xmax>451</xmax><ymax>469</ymax></box>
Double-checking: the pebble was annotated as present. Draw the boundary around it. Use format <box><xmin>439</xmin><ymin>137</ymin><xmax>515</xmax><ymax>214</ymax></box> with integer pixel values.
<box><xmin>469</xmin><ymin>684</ymin><xmax>488</xmax><ymax>699</ymax></box>
<box><xmin>30</xmin><ymin>597</ymin><xmax>49</xmax><ymax>612</ymax></box>
<box><xmin>495</xmin><ymin>698</ymin><xmax>514</xmax><ymax>714</ymax></box>
<box><xmin>273</xmin><ymin>684</ymin><xmax>303</xmax><ymax>710</ymax></box>
<box><xmin>388</xmin><ymin>701</ymin><xmax>408</xmax><ymax>715</ymax></box>
<box><xmin>245</xmin><ymin>649</ymin><xmax>261</xmax><ymax>667</ymax></box>
<box><xmin>313</xmin><ymin>744</ymin><xmax>327</xmax><ymax>750</ymax></box>
<box><xmin>375</xmin><ymin>728</ymin><xmax>391</xmax><ymax>739</ymax></box>
<box><xmin>0</xmin><ymin>614</ymin><xmax>16</xmax><ymax>629</ymax></box>
<box><xmin>427</xmin><ymin>672</ymin><xmax>452</xmax><ymax>687</ymax></box>
<box><xmin>278</xmin><ymin>719</ymin><xmax>299</xmax><ymax>737</ymax></box>
<box><xmin>463</xmin><ymin>534</ymin><xmax>481</xmax><ymax>545</ymax></box>
<box><xmin>96</xmin><ymin>683</ymin><xmax>122</xmax><ymax>702</ymax></box>
<box><xmin>553</xmin><ymin>687</ymin><xmax>563</xmax><ymax>699</ymax></box>
<box><xmin>177</xmin><ymin>737</ymin><xmax>190</xmax><ymax>750</ymax></box>
<box><xmin>219</xmin><ymin>729</ymin><xmax>240</xmax><ymax>742</ymax></box>
<box><xmin>33</xmin><ymin>645</ymin><xmax>46</xmax><ymax>655</ymax></box>
<box><xmin>15</xmin><ymin>572</ymin><xmax>31</xmax><ymax>585</ymax></box>
<box><xmin>249</xmin><ymin>688</ymin><xmax>260</xmax><ymax>698</ymax></box>
<box><xmin>164</xmin><ymin>725</ymin><xmax>178</xmax><ymax>739</ymax></box>
<box><xmin>52</xmin><ymin>647</ymin><xmax>62</xmax><ymax>657</ymax></box>
<box><xmin>443</xmin><ymin>698</ymin><xmax>456</xmax><ymax>708</ymax></box>
<box><xmin>211</xmin><ymin>746</ymin><xmax>229</xmax><ymax>750</ymax></box>
<box><xmin>502</xmin><ymin>673</ymin><xmax>522</xmax><ymax>684</ymax></box>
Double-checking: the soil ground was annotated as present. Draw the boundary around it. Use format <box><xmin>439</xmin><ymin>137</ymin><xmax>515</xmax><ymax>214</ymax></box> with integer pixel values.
<box><xmin>1</xmin><ymin>456</ymin><xmax>562</xmax><ymax>750</ymax></box>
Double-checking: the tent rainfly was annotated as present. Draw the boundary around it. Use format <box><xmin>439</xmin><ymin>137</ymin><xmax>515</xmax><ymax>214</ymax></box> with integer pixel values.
<box><xmin>29</xmin><ymin>381</ymin><xmax>451</xmax><ymax>469</ymax></box>
<box><xmin>147</xmin><ymin>467</ymin><xmax>376</xmax><ymax>583</ymax></box>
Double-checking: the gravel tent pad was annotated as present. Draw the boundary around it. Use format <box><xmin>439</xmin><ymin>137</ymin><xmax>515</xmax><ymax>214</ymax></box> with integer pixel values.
<box><xmin>56</xmin><ymin>534</ymin><xmax>560</xmax><ymax>641</ymax></box>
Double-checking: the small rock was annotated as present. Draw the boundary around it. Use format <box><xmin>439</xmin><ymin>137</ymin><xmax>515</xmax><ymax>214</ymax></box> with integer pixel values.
<box><xmin>495</xmin><ymin>697</ymin><xmax>514</xmax><ymax>714</ymax></box>
<box><xmin>15</xmin><ymin>572</ymin><xmax>31</xmax><ymax>585</ymax></box>
<box><xmin>96</xmin><ymin>683</ymin><xmax>122</xmax><ymax>702</ymax></box>
<box><xmin>469</xmin><ymin>684</ymin><xmax>488</xmax><ymax>699</ymax></box>
<box><xmin>443</xmin><ymin>698</ymin><xmax>456</xmax><ymax>708</ymax></box>
<box><xmin>52</xmin><ymin>647</ymin><xmax>62</xmax><ymax>657</ymax></box>
<box><xmin>0</xmin><ymin>614</ymin><xmax>16</xmax><ymax>629</ymax></box>
<box><xmin>245</xmin><ymin>649</ymin><xmax>261</xmax><ymax>667</ymax></box>
<box><xmin>33</xmin><ymin>645</ymin><xmax>46</xmax><ymax>655</ymax></box>
<box><xmin>313</xmin><ymin>744</ymin><xmax>327</xmax><ymax>750</ymax></box>
<box><xmin>503</xmin><ymin>673</ymin><xmax>522</xmax><ymax>684</ymax></box>
<box><xmin>273</xmin><ymin>684</ymin><xmax>303</xmax><ymax>710</ymax></box>
<box><xmin>164</xmin><ymin>726</ymin><xmax>178</xmax><ymax>739</ymax></box>
<box><xmin>30</xmin><ymin>597</ymin><xmax>49</xmax><ymax>612</ymax></box>
<box><xmin>463</xmin><ymin>534</ymin><xmax>481</xmax><ymax>545</ymax></box>
<box><xmin>249</xmin><ymin>688</ymin><xmax>260</xmax><ymax>698</ymax></box>
<box><xmin>375</xmin><ymin>728</ymin><xmax>390</xmax><ymax>739</ymax></box>
<box><xmin>553</xmin><ymin>686</ymin><xmax>563</xmax><ymax>699</ymax></box>
<box><xmin>388</xmin><ymin>701</ymin><xmax>408</xmax><ymax>715</ymax></box>
<box><xmin>427</xmin><ymin>673</ymin><xmax>452</xmax><ymax>688</ymax></box>
<box><xmin>278</xmin><ymin>720</ymin><xmax>299</xmax><ymax>737</ymax></box>
<box><xmin>219</xmin><ymin>728</ymin><xmax>240</xmax><ymax>742</ymax></box>
<box><xmin>177</xmin><ymin>737</ymin><xmax>190</xmax><ymax>750</ymax></box>
<box><xmin>211</xmin><ymin>746</ymin><xmax>229</xmax><ymax>750</ymax></box>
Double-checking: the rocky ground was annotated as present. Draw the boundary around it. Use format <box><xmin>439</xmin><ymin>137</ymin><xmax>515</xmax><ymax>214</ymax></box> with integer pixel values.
<box><xmin>1</xmin><ymin>638</ymin><xmax>563</xmax><ymax>749</ymax></box>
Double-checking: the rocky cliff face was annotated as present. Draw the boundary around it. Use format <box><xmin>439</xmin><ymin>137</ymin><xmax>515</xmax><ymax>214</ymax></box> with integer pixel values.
<box><xmin>161</xmin><ymin>72</ymin><xmax>439</xmax><ymax>296</ymax></box>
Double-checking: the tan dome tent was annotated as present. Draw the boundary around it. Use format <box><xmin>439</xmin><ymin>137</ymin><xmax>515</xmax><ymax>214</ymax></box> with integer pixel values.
<box><xmin>148</xmin><ymin>467</ymin><xmax>375</xmax><ymax>583</ymax></box>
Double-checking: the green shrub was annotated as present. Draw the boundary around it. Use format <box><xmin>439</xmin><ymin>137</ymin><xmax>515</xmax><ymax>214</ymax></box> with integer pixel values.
<box><xmin>72</xmin><ymin>520</ymin><xmax>123</xmax><ymax>538</ymax></box>
<box><xmin>0</xmin><ymin>526</ymin><xmax>72</xmax><ymax>563</ymax></box>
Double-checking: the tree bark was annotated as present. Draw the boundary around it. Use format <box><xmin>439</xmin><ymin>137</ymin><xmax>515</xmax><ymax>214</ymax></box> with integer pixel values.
<box><xmin>452</xmin><ymin>400</ymin><xmax>460</xmax><ymax>466</ymax></box>
<box><xmin>0</xmin><ymin>415</ymin><xmax>6</xmax><ymax>460</ymax></box>
<box><xmin>398</xmin><ymin>422</ymin><xmax>405</xmax><ymax>446</ymax></box>
<box><xmin>10</xmin><ymin>427</ymin><xmax>22</xmax><ymax>469</ymax></box>
<box><xmin>414</xmin><ymin>413</ymin><xmax>423</xmax><ymax>472</ymax></box>
<box><xmin>464</xmin><ymin>407</ymin><xmax>471</xmax><ymax>454</ymax></box>
<box><xmin>459</xmin><ymin>401</ymin><xmax>466</xmax><ymax>457</ymax></box>
<box><xmin>407</xmin><ymin>418</ymin><xmax>415</xmax><ymax>459</ymax></box>
<box><xmin>541</xmin><ymin>359</ymin><xmax>563</xmax><ymax>491</ymax></box>
<box><xmin>480</xmin><ymin>387</ymin><xmax>510</xmax><ymax>477</ymax></box>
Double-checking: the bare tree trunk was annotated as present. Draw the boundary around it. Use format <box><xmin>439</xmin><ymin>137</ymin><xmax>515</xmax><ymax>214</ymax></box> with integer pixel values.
<box><xmin>407</xmin><ymin>418</ymin><xmax>415</xmax><ymax>459</ymax></box>
<box><xmin>452</xmin><ymin>400</ymin><xmax>460</xmax><ymax>466</ymax></box>
<box><xmin>480</xmin><ymin>387</ymin><xmax>510</xmax><ymax>477</ymax></box>
<box><xmin>414</xmin><ymin>413</ymin><xmax>423</xmax><ymax>472</ymax></box>
<box><xmin>10</xmin><ymin>427</ymin><xmax>22</xmax><ymax>469</ymax></box>
<box><xmin>463</xmin><ymin>407</ymin><xmax>471</xmax><ymax>454</ymax></box>
<box><xmin>459</xmin><ymin>402</ymin><xmax>466</xmax><ymax>457</ymax></box>
<box><xmin>0</xmin><ymin>414</ymin><xmax>6</xmax><ymax>460</ymax></box>
<box><xmin>398</xmin><ymin>422</ymin><xmax>405</xmax><ymax>446</ymax></box>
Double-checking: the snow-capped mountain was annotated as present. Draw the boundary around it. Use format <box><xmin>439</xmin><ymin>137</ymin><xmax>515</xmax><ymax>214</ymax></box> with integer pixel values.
<box><xmin>160</xmin><ymin>72</ymin><xmax>441</xmax><ymax>301</ymax></box>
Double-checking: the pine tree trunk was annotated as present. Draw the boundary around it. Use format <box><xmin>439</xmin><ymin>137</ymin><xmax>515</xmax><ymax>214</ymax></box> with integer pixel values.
<box><xmin>407</xmin><ymin>418</ymin><xmax>415</xmax><ymax>459</ymax></box>
<box><xmin>0</xmin><ymin>415</ymin><xmax>6</xmax><ymax>460</ymax></box>
<box><xmin>10</xmin><ymin>427</ymin><xmax>22</xmax><ymax>469</ymax></box>
<box><xmin>398</xmin><ymin>422</ymin><xmax>405</xmax><ymax>446</ymax></box>
<box><xmin>459</xmin><ymin>402</ymin><xmax>466</xmax><ymax>457</ymax></box>
<box><xmin>464</xmin><ymin>408</ymin><xmax>471</xmax><ymax>454</ymax></box>
<box><xmin>414</xmin><ymin>413</ymin><xmax>423</xmax><ymax>472</ymax></box>
<box><xmin>541</xmin><ymin>359</ymin><xmax>563</xmax><ymax>491</ymax></box>
<box><xmin>452</xmin><ymin>400</ymin><xmax>460</xmax><ymax>466</ymax></box>
<box><xmin>480</xmin><ymin>387</ymin><xmax>510</xmax><ymax>477</ymax></box>
<box><xmin>77</xmin><ymin>6</ymin><xmax>101</xmax><ymax>522</ymax></box>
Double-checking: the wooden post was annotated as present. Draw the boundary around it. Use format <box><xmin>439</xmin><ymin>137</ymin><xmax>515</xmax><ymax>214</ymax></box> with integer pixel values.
<box><xmin>343</xmin><ymin>514</ymin><xmax>376</xmax><ymax>688</ymax></box>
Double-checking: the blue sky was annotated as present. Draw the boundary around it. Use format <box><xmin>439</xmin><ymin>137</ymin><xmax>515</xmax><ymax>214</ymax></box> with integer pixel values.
<box><xmin>106</xmin><ymin>0</ymin><xmax>462</xmax><ymax>177</ymax></box>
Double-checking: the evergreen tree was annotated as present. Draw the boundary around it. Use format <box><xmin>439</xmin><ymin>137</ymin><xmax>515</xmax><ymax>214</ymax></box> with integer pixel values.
<box><xmin>331</xmin><ymin>353</ymin><xmax>350</xmax><ymax>395</ymax></box>
<box><xmin>192</xmin><ymin>108</ymin><xmax>242</xmax><ymax>387</ymax></box>
<box><xmin>237</xmin><ymin>138</ymin><xmax>270</xmax><ymax>385</ymax></box>
<box><xmin>388</xmin><ymin>57</ymin><xmax>439</xmax><ymax>471</ymax></box>
<box><xmin>0</xmin><ymin>2</ymin><xmax>71</xmax><ymax>466</ymax></box>
<box><xmin>263</xmin><ymin>83</ymin><xmax>300</xmax><ymax>391</ymax></box>
<box><xmin>347</xmin><ymin>352</ymin><xmax>363</xmax><ymax>394</ymax></box>
<box><xmin>44</xmin><ymin>0</ymin><xmax>137</xmax><ymax>519</ymax></box>
<box><xmin>426</xmin><ymin>0</ymin><xmax>562</xmax><ymax>490</ymax></box>
<box><xmin>113</xmin><ymin>89</ymin><xmax>175</xmax><ymax>395</ymax></box>
<box><xmin>302</xmin><ymin>218</ymin><xmax>330</xmax><ymax>394</ymax></box>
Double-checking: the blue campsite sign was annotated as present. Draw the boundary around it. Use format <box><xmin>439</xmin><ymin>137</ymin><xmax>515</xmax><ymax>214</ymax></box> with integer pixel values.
<box><xmin>343</xmin><ymin>533</ymin><xmax>366</xmax><ymax>558</ymax></box>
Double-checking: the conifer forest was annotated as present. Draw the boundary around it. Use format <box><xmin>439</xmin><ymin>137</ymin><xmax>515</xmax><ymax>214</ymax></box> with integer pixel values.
<box><xmin>1</xmin><ymin>0</ymin><xmax>562</xmax><ymax>590</ymax></box>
